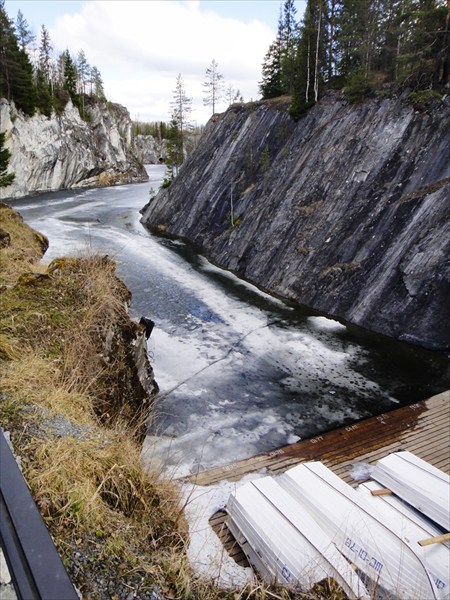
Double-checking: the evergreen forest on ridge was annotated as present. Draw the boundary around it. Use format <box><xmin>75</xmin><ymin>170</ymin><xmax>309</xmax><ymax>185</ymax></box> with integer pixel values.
<box><xmin>259</xmin><ymin>0</ymin><xmax>449</xmax><ymax>117</ymax></box>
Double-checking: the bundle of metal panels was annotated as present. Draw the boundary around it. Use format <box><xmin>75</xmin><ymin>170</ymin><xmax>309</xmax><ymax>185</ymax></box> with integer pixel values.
<box><xmin>357</xmin><ymin>480</ymin><xmax>448</xmax><ymax>541</ymax></box>
<box><xmin>372</xmin><ymin>451</ymin><xmax>450</xmax><ymax>531</ymax></box>
<box><xmin>226</xmin><ymin>453</ymin><xmax>450</xmax><ymax>599</ymax></box>
<box><xmin>226</xmin><ymin>476</ymin><xmax>369</xmax><ymax>599</ymax></box>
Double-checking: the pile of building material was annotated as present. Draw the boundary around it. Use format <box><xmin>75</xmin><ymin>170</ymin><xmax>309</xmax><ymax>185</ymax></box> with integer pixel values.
<box><xmin>372</xmin><ymin>451</ymin><xmax>449</xmax><ymax>530</ymax></box>
<box><xmin>226</xmin><ymin>451</ymin><xmax>450</xmax><ymax>599</ymax></box>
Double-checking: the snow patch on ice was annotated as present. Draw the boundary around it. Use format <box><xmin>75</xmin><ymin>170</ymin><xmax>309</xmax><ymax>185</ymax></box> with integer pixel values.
<box><xmin>308</xmin><ymin>316</ymin><xmax>347</xmax><ymax>331</ymax></box>
<box><xmin>181</xmin><ymin>476</ymin><xmax>261</xmax><ymax>588</ymax></box>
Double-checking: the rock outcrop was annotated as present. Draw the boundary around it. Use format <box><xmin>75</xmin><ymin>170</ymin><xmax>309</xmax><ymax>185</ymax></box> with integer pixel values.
<box><xmin>133</xmin><ymin>134</ymin><xmax>166</xmax><ymax>164</ymax></box>
<box><xmin>0</xmin><ymin>98</ymin><xmax>148</xmax><ymax>199</ymax></box>
<box><xmin>141</xmin><ymin>92</ymin><xmax>450</xmax><ymax>350</ymax></box>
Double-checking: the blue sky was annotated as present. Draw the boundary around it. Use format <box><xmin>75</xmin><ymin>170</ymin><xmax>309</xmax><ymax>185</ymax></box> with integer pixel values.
<box><xmin>5</xmin><ymin>1</ymin><xmax>305</xmax><ymax>123</ymax></box>
<box><xmin>7</xmin><ymin>1</ymin><xmax>292</xmax><ymax>29</ymax></box>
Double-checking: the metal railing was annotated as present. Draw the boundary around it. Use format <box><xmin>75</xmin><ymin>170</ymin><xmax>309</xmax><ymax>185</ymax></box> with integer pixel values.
<box><xmin>0</xmin><ymin>428</ymin><xmax>79</xmax><ymax>599</ymax></box>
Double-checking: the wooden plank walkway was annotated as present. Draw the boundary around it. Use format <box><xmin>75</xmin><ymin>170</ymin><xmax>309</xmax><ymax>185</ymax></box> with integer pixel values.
<box><xmin>184</xmin><ymin>391</ymin><xmax>449</xmax><ymax>486</ymax></box>
<box><xmin>200</xmin><ymin>391</ymin><xmax>449</xmax><ymax>567</ymax></box>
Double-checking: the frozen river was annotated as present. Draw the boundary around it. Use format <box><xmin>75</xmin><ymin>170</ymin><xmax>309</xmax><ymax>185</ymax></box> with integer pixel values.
<box><xmin>9</xmin><ymin>165</ymin><xmax>449</xmax><ymax>477</ymax></box>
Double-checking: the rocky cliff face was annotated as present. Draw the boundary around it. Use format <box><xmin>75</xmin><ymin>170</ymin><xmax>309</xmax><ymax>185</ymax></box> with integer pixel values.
<box><xmin>0</xmin><ymin>98</ymin><xmax>148</xmax><ymax>199</ymax></box>
<box><xmin>141</xmin><ymin>92</ymin><xmax>450</xmax><ymax>350</ymax></box>
<box><xmin>133</xmin><ymin>134</ymin><xmax>166</xmax><ymax>164</ymax></box>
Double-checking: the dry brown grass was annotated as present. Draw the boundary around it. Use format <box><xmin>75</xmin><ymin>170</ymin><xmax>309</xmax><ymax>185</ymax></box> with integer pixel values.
<box><xmin>0</xmin><ymin>202</ymin><xmax>48</xmax><ymax>286</ymax></box>
<box><xmin>297</xmin><ymin>200</ymin><xmax>323</xmax><ymax>216</ymax></box>
<box><xmin>320</xmin><ymin>261</ymin><xmax>361</xmax><ymax>278</ymax></box>
<box><xmin>0</xmin><ymin>207</ymin><xmax>189</xmax><ymax>597</ymax></box>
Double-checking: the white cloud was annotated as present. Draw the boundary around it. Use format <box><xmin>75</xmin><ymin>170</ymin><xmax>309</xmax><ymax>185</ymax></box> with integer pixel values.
<box><xmin>49</xmin><ymin>0</ymin><xmax>274</xmax><ymax>123</ymax></box>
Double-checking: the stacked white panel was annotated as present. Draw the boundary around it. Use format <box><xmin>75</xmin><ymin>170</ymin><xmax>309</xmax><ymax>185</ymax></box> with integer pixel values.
<box><xmin>277</xmin><ymin>462</ymin><xmax>445</xmax><ymax>599</ymax></box>
<box><xmin>226</xmin><ymin>477</ymin><xmax>368</xmax><ymax>598</ymax></box>
<box><xmin>372</xmin><ymin>451</ymin><xmax>450</xmax><ymax>530</ymax></box>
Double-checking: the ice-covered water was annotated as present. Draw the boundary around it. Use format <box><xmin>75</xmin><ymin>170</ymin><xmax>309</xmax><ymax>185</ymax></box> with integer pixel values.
<box><xmin>9</xmin><ymin>166</ymin><xmax>449</xmax><ymax>478</ymax></box>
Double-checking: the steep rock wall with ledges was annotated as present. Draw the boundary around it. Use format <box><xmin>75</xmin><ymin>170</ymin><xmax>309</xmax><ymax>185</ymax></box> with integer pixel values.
<box><xmin>141</xmin><ymin>93</ymin><xmax>450</xmax><ymax>350</ymax></box>
<box><xmin>0</xmin><ymin>98</ymin><xmax>148</xmax><ymax>199</ymax></box>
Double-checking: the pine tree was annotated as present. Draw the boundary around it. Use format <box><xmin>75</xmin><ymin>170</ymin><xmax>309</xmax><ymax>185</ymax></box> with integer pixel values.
<box><xmin>202</xmin><ymin>59</ymin><xmax>224</xmax><ymax>114</ymax></box>
<box><xmin>0</xmin><ymin>131</ymin><xmax>15</xmax><ymax>188</ymax></box>
<box><xmin>0</xmin><ymin>1</ymin><xmax>35</xmax><ymax>115</ymax></box>
<box><xmin>15</xmin><ymin>9</ymin><xmax>34</xmax><ymax>51</ymax></box>
<box><xmin>76</xmin><ymin>49</ymin><xmax>90</xmax><ymax>117</ymax></box>
<box><xmin>225</xmin><ymin>82</ymin><xmax>234</xmax><ymax>106</ymax></box>
<box><xmin>38</xmin><ymin>25</ymin><xmax>52</xmax><ymax>83</ymax></box>
<box><xmin>393</xmin><ymin>0</ymin><xmax>450</xmax><ymax>88</ymax></box>
<box><xmin>90</xmin><ymin>66</ymin><xmax>105</xmax><ymax>99</ymax></box>
<box><xmin>280</xmin><ymin>0</ymin><xmax>298</xmax><ymax>94</ymax></box>
<box><xmin>77</xmin><ymin>50</ymin><xmax>89</xmax><ymax>94</ymax></box>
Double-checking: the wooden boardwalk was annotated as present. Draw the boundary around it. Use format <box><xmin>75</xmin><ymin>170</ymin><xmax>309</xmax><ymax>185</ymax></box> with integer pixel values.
<box><xmin>185</xmin><ymin>391</ymin><xmax>449</xmax><ymax>487</ymax></box>
<box><xmin>198</xmin><ymin>391</ymin><xmax>449</xmax><ymax>567</ymax></box>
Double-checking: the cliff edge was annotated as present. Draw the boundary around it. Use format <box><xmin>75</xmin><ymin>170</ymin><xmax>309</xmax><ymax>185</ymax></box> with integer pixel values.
<box><xmin>141</xmin><ymin>92</ymin><xmax>450</xmax><ymax>350</ymax></box>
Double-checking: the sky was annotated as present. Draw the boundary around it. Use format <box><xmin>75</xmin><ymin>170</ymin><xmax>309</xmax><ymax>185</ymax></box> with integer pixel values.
<box><xmin>5</xmin><ymin>1</ymin><xmax>305</xmax><ymax>125</ymax></box>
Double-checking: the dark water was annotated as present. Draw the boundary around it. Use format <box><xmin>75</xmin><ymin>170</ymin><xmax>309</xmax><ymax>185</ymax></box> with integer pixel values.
<box><xmin>9</xmin><ymin>166</ymin><xmax>449</xmax><ymax>477</ymax></box>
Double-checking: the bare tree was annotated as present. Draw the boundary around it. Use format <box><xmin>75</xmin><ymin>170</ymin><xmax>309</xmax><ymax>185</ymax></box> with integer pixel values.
<box><xmin>225</xmin><ymin>83</ymin><xmax>244</xmax><ymax>106</ymax></box>
<box><xmin>202</xmin><ymin>59</ymin><xmax>224</xmax><ymax>114</ymax></box>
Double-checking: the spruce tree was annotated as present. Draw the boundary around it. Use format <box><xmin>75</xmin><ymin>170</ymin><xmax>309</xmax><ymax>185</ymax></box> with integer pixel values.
<box><xmin>280</xmin><ymin>0</ymin><xmax>298</xmax><ymax>94</ymax></box>
<box><xmin>164</xmin><ymin>119</ymin><xmax>183</xmax><ymax>183</ymax></box>
<box><xmin>393</xmin><ymin>0</ymin><xmax>450</xmax><ymax>88</ymax></box>
<box><xmin>0</xmin><ymin>132</ymin><xmax>15</xmax><ymax>188</ymax></box>
<box><xmin>0</xmin><ymin>1</ymin><xmax>35</xmax><ymax>115</ymax></box>
<box><xmin>259</xmin><ymin>6</ymin><xmax>285</xmax><ymax>99</ymax></box>
<box><xmin>15</xmin><ymin>9</ymin><xmax>34</xmax><ymax>51</ymax></box>
<box><xmin>165</xmin><ymin>74</ymin><xmax>192</xmax><ymax>182</ymax></box>
<box><xmin>259</xmin><ymin>39</ymin><xmax>284</xmax><ymax>98</ymax></box>
<box><xmin>62</xmin><ymin>49</ymin><xmax>80</xmax><ymax>109</ymax></box>
<box><xmin>35</xmin><ymin>25</ymin><xmax>53</xmax><ymax>116</ymax></box>
<box><xmin>170</xmin><ymin>73</ymin><xmax>192</xmax><ymax>161</ymax></box>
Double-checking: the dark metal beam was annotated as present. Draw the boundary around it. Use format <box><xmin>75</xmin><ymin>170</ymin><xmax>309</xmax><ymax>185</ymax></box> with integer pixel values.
<box><xmin>0</xmin><ymin>428</ymin><xmax>79</xmax><ymax>600</ymax></box>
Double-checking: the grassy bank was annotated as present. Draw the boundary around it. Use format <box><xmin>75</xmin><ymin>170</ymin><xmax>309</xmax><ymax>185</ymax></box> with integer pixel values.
<box><xmin>0</xmin><ymin>202</ymin><xmax>191</xmax><ymax>597</ymax></box>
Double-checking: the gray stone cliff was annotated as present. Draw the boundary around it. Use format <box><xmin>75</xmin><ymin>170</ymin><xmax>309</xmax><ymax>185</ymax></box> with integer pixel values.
<box><xmin>133</xmin><ymin>134</ymin><xmax>166</xmax><ymax>164</ymax></box>
<box><xmin>141</xmin><ymin>93</ymin><xmax>450</xmax><ymax>350</ymax></box>
<box><xmin>0</xmin><ymin>98</ymin><xmax>148</xmax><ymax>199</ymax></box>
